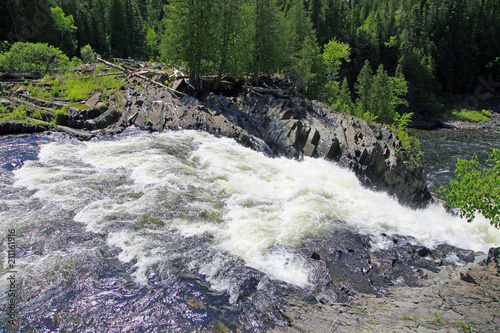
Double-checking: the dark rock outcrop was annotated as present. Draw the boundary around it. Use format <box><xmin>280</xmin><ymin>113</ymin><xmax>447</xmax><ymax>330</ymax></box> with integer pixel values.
<box><xmin>299</xmin><ymin>231</ymin><xmax>476</xmax><ymax>303</ymax></box>
<box><xmin>0</xmin><ymin>121</ymin><xmax>48</xmax><ymax>135</ymax></box>
<box><xmin>107</xmin><ymin>80</ymin><xmax>432</xmax><ymax>206</ymax></box>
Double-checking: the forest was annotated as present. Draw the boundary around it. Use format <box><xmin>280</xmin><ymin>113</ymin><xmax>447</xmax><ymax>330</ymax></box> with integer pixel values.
<box><xmin>1</xmin><ymin>0</ymin><xmax>499</xmax><ymax>121</ymax></box>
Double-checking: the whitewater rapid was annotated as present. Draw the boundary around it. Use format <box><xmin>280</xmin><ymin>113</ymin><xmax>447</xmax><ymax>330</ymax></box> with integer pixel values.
<box><xmin>5</xmin><ymin>129</ymin><xmax>500</xmax><ymax>290</ymax></box>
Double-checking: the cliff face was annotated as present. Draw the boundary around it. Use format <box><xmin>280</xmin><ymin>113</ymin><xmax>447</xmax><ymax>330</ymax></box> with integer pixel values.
<box><xmin>108</xmin><ymin>79</ymin><xmax>432</xmax><ymax>207</ymax></box>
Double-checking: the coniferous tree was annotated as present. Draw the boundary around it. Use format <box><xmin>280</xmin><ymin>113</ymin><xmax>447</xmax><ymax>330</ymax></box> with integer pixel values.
<box><xmin>213</xmin><ymin>0</ymin><xmax>254</xmax><ymax>84</ymax></box>
<box><xmin>285</xmin><ymin>0</ymin><xmax>324</xmax><ymax>95</ymax></box>
<box><xmin>252</xmin><ymin>0</ymin><xmax>288</xmax><ymax>77</ymax></box>
<box><xmin>355</xmin><ymin>60</ymin><xmax>374</xmax><ymax>119</ymax></box>
<box><xmin>108</xmin><ymin>0</ymin><xmax>130</xmax><ymax>57</ymax></box>
<box><xmin>161</xmin><ymin>0</ymin><xmax>218</xmax><ymax>87</ymax></box>
<box><xmin>355</xmin><ymin>61</ymin><xmax>408</xmax><ymax>124</ymax></box>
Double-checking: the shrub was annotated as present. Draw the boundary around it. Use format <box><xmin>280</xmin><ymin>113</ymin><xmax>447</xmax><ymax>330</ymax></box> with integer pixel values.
<box><xmin>438</xmin><ymin>149</ymin><xmax>500</xmax><ymax>228</ymax></box>
<box><xmin>80</xmin><ymin>44</ymin><xmax>97</xmax><ymax>64</ymax></box>
<box><xmin>0</xmin><ymin>42</ymin><xmax>70</xmax><ymax>74</ymax></box>
<box><xmin>389</xmin><ymin>112</ymin><xmax>422</xmax><ymax>167</ymax></box>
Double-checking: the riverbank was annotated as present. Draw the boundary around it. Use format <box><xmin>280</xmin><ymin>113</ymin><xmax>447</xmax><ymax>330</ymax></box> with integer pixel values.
<box><xmin>272</xmin><ymin>248</ymin><xmax>500</xmax><ymax>333</ymax></box>
<box><xmin>441</xmin><ymin>111</ymin><xmax>500</xmax><ymax>132</ymax></box>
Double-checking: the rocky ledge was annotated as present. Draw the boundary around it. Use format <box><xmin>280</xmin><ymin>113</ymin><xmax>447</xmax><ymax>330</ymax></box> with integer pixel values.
<box><xmin>271</xmin><ymin>247</ymin><xmax>500</xmax><ymax>333</ymax></box>
<box><xmin>105</xmin><ymin>77</ymin><xmax>431</xmax><ymax>206</ymax></box>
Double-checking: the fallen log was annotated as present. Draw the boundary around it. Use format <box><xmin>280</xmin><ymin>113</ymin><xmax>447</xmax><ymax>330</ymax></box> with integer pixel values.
<box><xmin>96</xmin><ymin>57</ymin><xmax>130</xmax><ymax>73</ymax></box>
<box><xmin>96</xmin><ymin>57</ymin><xmax>187</xmax><ymax>96</ymax></box>
<box><xmin>131</xmin><ymin>72</ymin><xmax>187</xmax><ymax>97</ymax></box>
<box><xmin>0</xmin><ymin>71</ymin><xmax>42</xmax><ymax>80</ymax></box>
<box><xmin>251</xmin><ymin>87</ymin><xmax>289</xmax><ymax>98</ymax></box>
<box><xmin>112</xmin><ymin>58</ymin><xmax>147</xmax><ymax>66</ymax></box>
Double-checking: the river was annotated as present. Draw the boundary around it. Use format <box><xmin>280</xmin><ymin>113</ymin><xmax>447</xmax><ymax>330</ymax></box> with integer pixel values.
<box><xmin>412</xmin><ymin>128</ymin><xmax>500</xmax><ymax>194</ymax></box>
<box><xmin>1</xmin><ymin>128</ymin><xmax>499</xmax><ymax>331</ymax></box>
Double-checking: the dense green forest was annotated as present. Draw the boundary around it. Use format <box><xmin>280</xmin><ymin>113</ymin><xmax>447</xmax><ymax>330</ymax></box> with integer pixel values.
<box><xmin>1</xmin><ymin>0</ymin><xmax>499</xmax><ymax>118</ymax></box>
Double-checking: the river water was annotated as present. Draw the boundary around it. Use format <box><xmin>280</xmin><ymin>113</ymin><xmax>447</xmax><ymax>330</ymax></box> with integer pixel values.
<box><xmin>1</xmin><ymin>128</ymin><xmax>499</xmax><ymax>331</ymax></box>
<box><xmin>412</xmin><ymin>128</ymin><xmax>500</xmax><ymax>194</ymax></box>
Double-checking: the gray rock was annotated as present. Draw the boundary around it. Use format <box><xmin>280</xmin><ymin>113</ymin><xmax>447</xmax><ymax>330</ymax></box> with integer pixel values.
<box><xmin>271</xmin><ymin>250</ymin><xmax>500</xmax><ymax>333</ymax></box>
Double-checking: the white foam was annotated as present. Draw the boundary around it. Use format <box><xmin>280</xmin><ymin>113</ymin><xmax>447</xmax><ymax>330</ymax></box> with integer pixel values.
<box><xmin>11</xmin><ymin>130</ymin><xmax>500</xmax><ymax>288</ymax></box>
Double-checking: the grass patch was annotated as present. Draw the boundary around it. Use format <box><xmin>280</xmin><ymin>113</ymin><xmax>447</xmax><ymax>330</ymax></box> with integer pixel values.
<box><xmin>28</xmin><ymin>108</ymin><xmax>43</xmax><ymax>120</ymax></box>
<box><xmin>0</xmin><ymin>105</ymin><xmax>47</xmax><ymax>126</ymax></box>
<box><xmin>456</xmin><ymin>320</ymin><xmax>472</xmax><ymax>332</ymax></box>
<box><xmin>28</xmin><ymin>74</ymin><xmax>124</xmax><ymax>102</ymax></box>
<box><xmin>443</xmin><ymin>108</ymin><xmax>492</xmax><ymax>123</ymax></box>
<box><xmin>63</xmin><ymin>76</ymin><xmax>124</xmax><ymax>102</ymax></box>
<box><xmin>50</xmin><ymin>107</ymin><xmax>68</xmax><ymax>125</ymax></box>
<box><xmin>0</xmin><ymin>105</ymin><xmax>26</xmax><ymax>121</ymax></box>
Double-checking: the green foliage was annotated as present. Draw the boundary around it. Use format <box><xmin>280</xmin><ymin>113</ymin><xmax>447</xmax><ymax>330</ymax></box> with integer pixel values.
<box><xmin>443</xmin><ymin>109</ymin><xmax>492</xmax><ymax>123</ymax></box>
<box><xmin>212</xmin><ymin>0</ymin><xmax>255</xmax><ymax>81</ymax></box>
<box><xmin>289</xmin><ymin>35</ymin><xmax>324</xmax><ymax>96</ymax></box>
<box><xmin>252</xmin><ymin>0</ymin><xmax>289</xmax><ymax>76</ymax></box>
<box><xmin>389</xmin><ymin>112</ymin><xmax>422</xmax><ymax>165</ymax></box>
<box><xmin>30</xmin><ymin>109</ymin><xmax>43</xmax><ymax>120</ymax></box>
<box><xmin>50</xmin><ymin>6</ymin><xmax>78</xmax><ymax>55</ymax></box>
<box><xmin>0</xmin><ymin>42</ymin><xmax>70</xmax><ymax>74</ymax></box>
<box><xmin>355</xmin><ymin>61</ymin><xmax>408</xmax><ymax>124</ymax></box>
<box><xmin>0</xmin><ymin>105</ymin><xmax>46</xmax><ymax>126</ymax></box>
<box><xmin>69</xmin><ymin>103</ymin><xmax>91</xmax><ymax>110</ymax></box>
<box><xmin>456</xmin><ymin>320</ymin><xmax>472</xmax><ymax>332</ymax></box>
<box><xmin>161</xmin><ymin>0</ymin><xmax>218</xmax><ymax>86</ymax></box>
<box><xmin>0</xmin><ymin>41</ymin><xmax>10</xmax><ymax>53</ymax></box>
<box><xmin>28</xmin><ymin>74</ymin><xmax>123</xmax><ymax>102</ymax></box>
<box><xmin>286</xmin><ymin>0</ymin><xmax>325</xmax><ymax>96</ymax></box>
<box><xmin>80</xmin><ymin>45</ymin><xmax>97</xmax><ymax>64</ymax></box>
<box><xmin>145</xmin><ymin>28</ymin><xmax>158</xmax><ymax>60</ymax></box>
<box><xmin>322</xmin><ymin>38</ymin><xmax>351</xmax><ymax>78</ymax></box>
<box><xmin>29</xmin><ymin>79</ymin><xmax>62</xmax><ymax>99</ymax></box>
<box><xmin>324</xmin><ymin>78</ymin><xmax>354</xmax><ymax>114</ymax></box>
<box><xmin>51</xmin><ymin>7</ymin><xmax>77</xmax><ymax>33</ymax></box>
<box><xmin>438</xmin><ymin>149</ymin><xmax>500</xmax><ymax>229</ymax></box>
<box><xmin>0</xmin><ymin>0</ymin><xmax>497</xmax><ymax>103</ymax></box>
<box><xmin>354</xmin><ymin>60</ymin><xmax>374</xmax><ymax>119</ymax></box>
<box><xmin>51</xmin><ymin>107</ymin><xmax>68</xmax><ymax>125</ymax></box>
<box><xmin>62</xmin><ymin>76</ymin><xmax>124</xmax><ymax>102</ymax></box>
<box><xmin>435</xmin><ymin>312</ymin><xmax>444</xmax><ymax>325</ymax></box>
<box><xmin>1</xmin><ymin>105</ymin><xmax>26</xmax><ymax>121</ymax></box>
